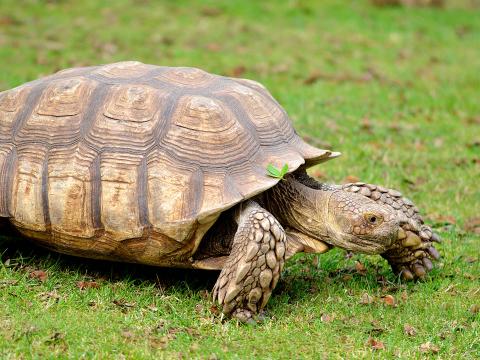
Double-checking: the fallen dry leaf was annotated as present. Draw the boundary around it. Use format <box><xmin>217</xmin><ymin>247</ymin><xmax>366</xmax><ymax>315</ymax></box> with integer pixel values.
<box><xmin>360</xmin><ymin>293</ymin><xmax>374</xmax><ymax>305</ymax></box>
<box><xmin>76</xmin><ymin>281</ymin><xmax>99</xmax><ymax>290</ymax></box>
<box><xmin>320</xmin><ymin>313</ymin><xmax>333</xmax><ymax>323</ymax></box>
<box><xmin>464</xmin><ymin>217</ymin><xmax>480</xmax><ymax>235</ymax></box>
<box><xmin>403</xmin><ymin>324</ymin><xmax>417</xmax><ymax>336</ymax></box>
<box><xmin>360</xmin><ymin>118</ymin><xmax>374</xmax><ymax>133</ymax></box>
<box><xmin>343</xmin><ymin>175</ymin><xmax>360</xmax><ymax>184</ymax></box>
<box><xmin>469</xmin><ymin>304</ymin><xmax>479</xmax><ymax>314</ymax></box>
<box><xmin>419</xmin><ymin>342</ymin><xmax>439</xmax><ymax>354</ymax></box>
<box><xmin>228</xmin><ymin>66</ymin><xmax>246</xmax><ymax>77</ymax></box>
<box><xmin>367</xmin><ymin>337</ymin><xmax>385</xmax><ymax>350</ymax></box>
<box><xmin>205</xmin><ymin>43</ymin><xmax>222</xmax><ymax>52</ymax></box>
<box><xmin>121</xmin><ymin>330</ymin><xmax>135</xmax><ymax>339</ymax></box>
<box><xmin>30</xmin><ymin>270</ymin><xmax>48</xmax><ymax>282</ymax></box>
<box><xmin>430</xmin><ymin>214</ymin><xmax>456</xmax><ymax>225</ymax></box>
<box><xmin>382</xmin><ymin>295</ymin><xmax>396</xmax><ymax>307</ymax></box>
<box><xmin>355</xmin><ymin>261</ymin><xmax>367</xmax><ymax>275</ymax></box>
<box><xmin>209</xmin><ymin>305</ymin><xmax>220</xmax><ymax>316</ymax></box>
<box><xmin>200</xmin><ymin>7</ymin><xmax>223</xmax><ymax>17</ymax></box>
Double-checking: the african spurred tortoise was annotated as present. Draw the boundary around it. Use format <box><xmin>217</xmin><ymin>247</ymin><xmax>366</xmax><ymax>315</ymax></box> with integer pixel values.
<box><xmin>0</xmin><ymin>62</ymin><xmax>440</xmax><ymax>321</ymax></box>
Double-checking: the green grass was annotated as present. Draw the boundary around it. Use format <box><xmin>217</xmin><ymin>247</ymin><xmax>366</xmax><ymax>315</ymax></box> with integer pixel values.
<box><xmin>1</xmin><ymin>0</ymin><xmax>479</xmax><ymax>358</ymax></box>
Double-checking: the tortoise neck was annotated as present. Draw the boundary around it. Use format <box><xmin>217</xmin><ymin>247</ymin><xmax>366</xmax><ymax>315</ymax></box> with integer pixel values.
<box><xmin>262</xmin><ymin>176</ymin><xmax>334</xmax><ymax>241</ymax></box>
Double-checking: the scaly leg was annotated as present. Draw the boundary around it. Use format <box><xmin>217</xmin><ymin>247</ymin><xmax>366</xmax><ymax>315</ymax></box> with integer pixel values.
<box><xmin>342</xmin><ymin>182</ymin><xmax>441</xmax><ymax>280</ymax></box>
<box><xmin>212</xmin><ymin>201</ymin><xmax>286</xmax><ymax>322</ymax></box>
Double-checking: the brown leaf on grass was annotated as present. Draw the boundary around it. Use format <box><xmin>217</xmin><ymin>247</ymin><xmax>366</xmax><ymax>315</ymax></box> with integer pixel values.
<box><xmin>382</xmin><ymin>295</ymin><xmax>396</xmax><ymax>307</ymax></box>
<box><xmin>342</xmin><ymin>175</ymin><xmax>360</xmax><ymax>184</ymax></box>
<box><xmin>149</xmin><ymin>336</ymin><xmax>169</xmax><ymax>350</ymax></box>
<box><xmin>30</xmin><ymin>270</ymin><xmax>48</xmax><ymax>282</ymax></box>
<box><xmin>464</xmin><ymin>217</ymin><xmax>480</xmax><ymax>235</ymax></box>
<box><xmin>320</xmin><ymin>313</ymin><xmax>333</xmax><ymax>323</ymax></box>
<box><xmin>470</xmin><ymin>304</ymin><xmax>479</xmax><ymax>314</ymax></box>
<box><xmin>419</xmin><ymin>342</ymin><xmax>439</xmax><ymax>354</ymax></box>
<box><xmin>76</xmin><ymin>281</ymin><xmax>99</xmax><ymax>290</ymax></box>
<box><xmin>121</xmin><ymin>330</ymin><xmax>135</xmax><ymax>339</ymax></box>
<box><xmin>366</xmin><ymin>337</ymin><xmax>385</xmax><ymax>350</ymax></box>
<box><xmin>209</xmin><ymin>305</ymin><xmax>220</xmax><ymax>316</ymax></box>
<box><xmin>355</xmin><ymin>261</ymin><xmax>367</xmax><ymax>275</ymax></box>
<box><xmin>228</xmin><ymin>66</ymin><xmax>247</xmax><ymax>77</ymax></box>
<box><xmin>360</xmin><ymin>118</ymin><xmax>374</xmax><ymax>133</ymax></box>
<box><xmin>403</xmin><ymin>324</ymin><xmax>417</xmax><ymax>336</ymax></box>
<box><xmin>205</xmin><ymin>43</ymin><xmax>222</xmax><ymax>52</ymax></box>
<box><xmin>401</xmin><ymin>290</ymin><xmax>408</xmax><ymax>302</ymax></box>
<box><xmin>200</xmin><ymin>7</ymin><xmax>223</xmax><ymax>17</ymax></box>
<box><xmin>0</xmin><ymin>15</ymin><xmax>21</xmax><ymax>26</ymax></box>
<box><xmin>360</xmin><ymin>293</ymin><xmax>374</xmax><ymax>305</ymax></box>
<box><xmin>430</xmin><ymin>214</ymin><xmax>456</xmax><ymax>225</ymax></box>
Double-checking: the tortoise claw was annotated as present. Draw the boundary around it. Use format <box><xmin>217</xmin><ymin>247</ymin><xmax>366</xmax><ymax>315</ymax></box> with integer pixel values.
<box><xmin>427</xmin><ymin>246</ymin><xmax>441</xmax><ymax>260</ymax></box>
<box><xmin>422</xmin><ymin>257</ymin><xmax>433</xmax><ymax>271</ymax></box>
<box><xmin>431</xmin><ymin>232</ymin><xmax>442</xmax><ymax>243</ymax></box>
<box><xmin>400</xmin><ymin>268</ymin><xmax>414</xmax><ymax>280</ymax></box>
<box><xmin>412</xmin><ymin>263</ymin><xmax>426</xmax><ymax>278</ymax></box>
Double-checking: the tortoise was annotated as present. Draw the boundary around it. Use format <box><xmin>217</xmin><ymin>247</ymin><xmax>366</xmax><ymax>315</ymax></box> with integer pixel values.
<box><xmin>0</xmin><ymin>61</ymin><xmax>440</xmax><ymax>321</ymax></box>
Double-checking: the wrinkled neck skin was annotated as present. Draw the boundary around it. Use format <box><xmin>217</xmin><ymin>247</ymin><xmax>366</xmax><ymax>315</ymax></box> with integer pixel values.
<box><xmin>261</xmin><ymin>176</ymin><xmax>335</xmax><ymax>243</ymax></box>
<box><xmin>260</xmin><ymin>174</ymin><xmax>397</xmax><ymax>255</ymax></box>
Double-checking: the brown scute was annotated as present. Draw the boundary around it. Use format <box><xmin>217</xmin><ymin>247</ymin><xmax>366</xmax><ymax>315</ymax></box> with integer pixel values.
<box><xmin>0</xmin><ymin>61</ymin><xmax>335</xmax><ymax>267</ymax></box>
<box><xmin>0</xmin><ymin>85</ymin><xmax>32</xmax><ymax>141</ymax></box>
<box><xmin>92</xmin><ymin>61</ymin><xmax>157</xmax><ymax>79</ymax></box>
<box><xmin>16</xmin><ymin>78</ymin><xmax>96</xmax><ymax>145</ymax></box>
<box><xmin>155</xmin><ymin>67</ymin><xmax>215</xmax><ymax>87</ymax></box>
<box><xmin>0</xmin><ymin>144</ymin><xmax>16</xmax><ymax>217</ymax></box>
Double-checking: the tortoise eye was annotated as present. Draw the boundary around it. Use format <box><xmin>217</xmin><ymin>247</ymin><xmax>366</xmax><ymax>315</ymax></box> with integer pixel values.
<box><xmin>364</xmin><ymin>213</ymin><xmax>383</xmax><ymax>225</ymax></box>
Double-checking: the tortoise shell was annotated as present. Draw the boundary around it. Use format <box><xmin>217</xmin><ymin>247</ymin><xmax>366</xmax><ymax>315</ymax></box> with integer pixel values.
<box><xmin>0</xmin><ymin>61</ymin><xmax>335</xmax><ymax>267</ymax></box>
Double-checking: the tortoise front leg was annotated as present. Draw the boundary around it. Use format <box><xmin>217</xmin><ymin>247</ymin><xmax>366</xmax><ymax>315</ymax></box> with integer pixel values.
<box><xmin>213</xmin><ymin>201</ymin><xmax>286</xmax><ymax>322</ymax></box>
<box><xmin>342</xmin><ymin>183</ymin><xmax>441</xmax><ymax>279</ymax></box>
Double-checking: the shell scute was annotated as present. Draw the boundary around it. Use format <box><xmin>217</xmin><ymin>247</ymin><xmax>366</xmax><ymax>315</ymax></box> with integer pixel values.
<box><xmin>94</xmin><ymin>61</ymin><xmax>155</xmax><ymax>79</ymax></box>
<box><xmin>86</xmin><ymin>85</ymin><xmax>166</xmax><ymax>149</ymax></box>
<box><xmin>156</xmin><ymin>67</ymin><xmax>214</xmax><ymax>87</ymax></box>
<box><xmin>0</xmin><ymin>85</ymin><xmax>32</xmax><ymax>139</ymax></box>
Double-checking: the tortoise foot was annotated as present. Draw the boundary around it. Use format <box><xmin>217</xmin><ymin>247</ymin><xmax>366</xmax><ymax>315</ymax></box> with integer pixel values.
<box><xmin>213</xmin><ymin>201</ymin><xmax>286</xmax><ymax>317</ymax></box>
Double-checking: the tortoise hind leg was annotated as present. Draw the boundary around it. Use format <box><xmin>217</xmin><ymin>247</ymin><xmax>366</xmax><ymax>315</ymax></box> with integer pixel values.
<box><xmin>213</xmin><ymin>201</ymin><xmax>286</xmax><ymax>322</ymax></box>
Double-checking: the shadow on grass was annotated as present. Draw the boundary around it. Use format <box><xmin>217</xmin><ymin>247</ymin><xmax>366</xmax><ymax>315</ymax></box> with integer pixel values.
<box><xmin>0</xmin><ymin>225</ymin><xmax>219</xmax><ymax>293</ymax></box>
<box><xmin>0</xmin><ymin>223</ymin><xmax>406</xmax><ymax>305</ymax></box>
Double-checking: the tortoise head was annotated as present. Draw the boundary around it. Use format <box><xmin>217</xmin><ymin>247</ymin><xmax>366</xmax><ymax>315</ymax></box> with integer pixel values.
<box><xmin>323</xmin><ymin>190</ymin><xmax>402</xmax><ymax>254</ymax></box>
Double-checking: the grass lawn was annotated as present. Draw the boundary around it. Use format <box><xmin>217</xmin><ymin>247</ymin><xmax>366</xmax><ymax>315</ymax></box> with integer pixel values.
<box><xmin>0</xmin><ymin>0</ymin><xmax>479</xmax><ymax>358</ymax></box>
